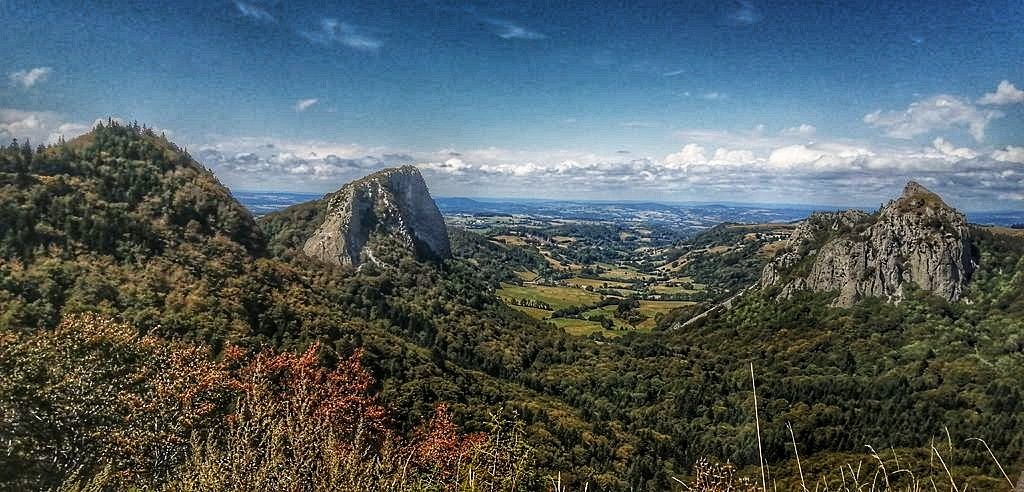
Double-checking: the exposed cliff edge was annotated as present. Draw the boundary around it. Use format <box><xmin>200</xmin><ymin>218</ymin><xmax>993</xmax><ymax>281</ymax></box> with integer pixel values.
<box><xmin>760</xmin><ymin>181</ymin><xmax>976</xmax><ymax>306</ymax></box>
<box><xmin>300</xmin><ymin>166</ymin><xmax>450</xmax><ymax>267</ymax></box>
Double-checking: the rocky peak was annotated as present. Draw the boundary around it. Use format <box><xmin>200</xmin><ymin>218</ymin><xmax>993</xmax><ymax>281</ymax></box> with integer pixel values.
<box><xmin>884</xmin><ymin>181</ymin><xmax>955</xmax><ymax>217</ymax></box>
<box><xmin>302</xmin><ymin>166</ymin><xmax>451</xmax><ymax>267</ymax></box>
<box><xmin>788</xmin><ymin>209</ymin><xmax>872</xmax><ymax>249</ymax></box>
<box><xmin>760</xmin><ymin>182</ymin><xmax>975</xmax><ymax>306</ymax></box>
<box><xmin>901</xmin><ymin>180</ymin><xmax>933</xmax><ymax>198</ymax></box>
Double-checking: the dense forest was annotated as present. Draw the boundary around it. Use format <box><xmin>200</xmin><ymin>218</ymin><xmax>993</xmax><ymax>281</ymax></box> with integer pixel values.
<box><xmin>2</xmin><ymin>124</ymin><xmax>1023</xmax><ymax>490</ymax></box>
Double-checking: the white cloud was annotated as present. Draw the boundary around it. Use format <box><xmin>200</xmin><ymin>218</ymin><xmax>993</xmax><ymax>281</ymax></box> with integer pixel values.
<box><xmin>768</xmin><ymin>144</ymin><xmax>827</xmax><ymax>167</ymax></box>
<box><xmin>654</xmin><ymin>141</ymin><xmax>1023</xmax><ymax>206</ymax></box>
<box><xmin>9</xmin><ymin>67</ymin><xmax>52</xmax><ymax>89</ymax></box>
<box><xmin>234</xmin><ymin>1</ymin><xmax>275</xmax><ymax>22</ymax></box>
<box><xmin>48</xmin><ymin>122</ymin><xmax>92</xmax><ymax>143</ymax></box>
<box><xmin>486</xmin><ymin>19</ymin><xmax>546</xmax><ymax>40</ymax></box>
<box><xmin>621</xmin><ymin>121</ymin><xmax>658</xmax><ymax>129</ymax></box>
<box><xmin>664</xmin><ymin>144</ymin><xmax>707</xmax><ymax>167</ymax></box>
<box><xmin>672</xmin><ymin>144</ymin><xmax>864</xmax><ymax>187</ymax></box>
<box><xmin>673</xmin><ymin>127</ymin><xmax>820</xmax><ymax>151</ymax></box>
<box><xmin>712</xmin><ymin>148</ymin><xmax>756</xmax><ymax>164</ymax></box>
<box><xmin>200</xmin><ymin>136</ymin><xmax>378</xmax><ymax>161</ymax></box>
<box><xmin>700</xmin><ymin>92</ymin><xmax>728</xmax><ymax>101</ymax></box>
<box><xmin>992</xmin><ymin>146</ymin><xmax>1024</xmax><ymax>164</ymax></box>
<box><xmin>931</xmin><ymin>137</ymin><xmax>977</xmax><ymax>160</ymax></box>
<box><xmin>0</xmin><ymin>109</ymin><xmax>51</xmax><ymax>140</ymax></box>
<box><xmin>728</xmin><ymin>0</ymin><xmax>763</xmax><ymax>24</ymax></box>
<box><xmin>196</xmin><ymin>135</ymin><xmax>420</xmax><ymax>190</ymax></box>
<box><xmin>978</xmin><ymin>80</ymin><xmax>1024</xmax><ymax>105</ymax></box>
<box><xmin>780</xmin><ymin>124</ymin><xmax>816</xmax><ymax>137</ymax></box>
<box><xmin>662</xmin><ymin>145</ymin><xmax>760</xmax><ymax>174</ymax></box>
<box><xmin>0</xmin><ymin>109</ymin><xmax>95</xmax><ymax>144</ymax></box>
<box><xmin>420</xmin><ymin>158</ymin><xmax>473</xmax><ymax>175</ymax></box>
<box><xmin>479</xmin><ymin>162</ymin><xmax>544</xmax><ymax>176</ymax></box>
<box><xmin>301</xmin><ymin>18</ymin><xmax>381</xmax><ymax>50</ymax></box>
<box><xmin>294</xmin><ymin>98</ymin><xmax>319</xmax><ymax>112</ymax></box>
<box><xmin>864</xmin><ymin>94</ymin><xmax>1003</xmax><ymax>141</ymax></box>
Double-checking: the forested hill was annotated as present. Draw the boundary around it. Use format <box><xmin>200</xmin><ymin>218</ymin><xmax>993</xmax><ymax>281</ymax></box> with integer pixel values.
<box><xmin>0</xmin><ymin>122</ymin><xmax>276</xmax><ymax>339</ymax></box>
<box><xmin>0</xmin><ymin>121</ymin><xmax>262</xmax><ymax>260</ymax></box>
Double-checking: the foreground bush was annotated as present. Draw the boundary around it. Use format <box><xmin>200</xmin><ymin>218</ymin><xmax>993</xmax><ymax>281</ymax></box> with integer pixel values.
<box><xmin>1</xmin><ymin>315</ymin><xmax>536</xmax><ymax>490</ymax></box>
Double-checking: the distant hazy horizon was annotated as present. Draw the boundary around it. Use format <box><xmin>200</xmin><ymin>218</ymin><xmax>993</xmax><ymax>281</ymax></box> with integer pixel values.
<box><xmin>233</xmin><ymin>189</ymin><xmax>1024</xmax><ymax>221</ymax></box>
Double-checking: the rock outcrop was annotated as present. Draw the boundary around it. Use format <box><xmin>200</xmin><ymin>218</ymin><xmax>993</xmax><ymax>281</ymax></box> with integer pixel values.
<box><xmin>302</xmin><ymin>166</ymin><xmax>450</xmax><ymax>267</ymax></box>
<box><xmin>760</xmin><ymin>182</ymin><xmax>975</xmax><ymax>306</ymax></box>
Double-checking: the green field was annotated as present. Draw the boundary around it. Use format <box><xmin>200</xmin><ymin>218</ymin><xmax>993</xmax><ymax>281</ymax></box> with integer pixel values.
<box><xmin>597</xmin><ymin>263</ymin><xmax>659</xmax><ymax>281</ymax></box>
<box><xmin>547</xmin><ymin>317</ymin><xmax>636</xmax><ymax>338</ymax></box>
<box><xmin>515</xmin><ymin>270</ymin><xmax>540</xmax><ymax>282</ymax></box>
<box><xmin>636</xmin><ymin>300</ymin><xmax>697</xmax><ymax>329</ymax></box>
<box><xmin>498</xmin><ymin>282</ymin><xmax>601</xmax><ymax>310</ymax></box>
<box><xmin>509</xmin><ymin>304</ymin><xmax>552</xmax><ymax>319</ymax></box>
<box><xmin>499</xmin><ymin>282</ymin><xmax>697</xmax><ymax>334</ymax></box>
<box><xmin>650</xmin><ymin>284</ymin><xmax>703</xmax><ymax>295</ymax></box>
<box><xmin>492</xmin><ymin>234</ymin><xmax>529</xmax><ymax>246</ymax></box>
<box><xmin>576</xmin><ymin>300</ymin><xmax>695</xmax><ymax>331</ymax></box>
<box><xmin>638</xmin><ymin>300</ymin><xmax>696</xmax><ymax>314</ymax></box>
<box><xmin>566</xmin><ymin>276</ymin><xmax>635</xmax><ymax>289</ymax></box>
<box><xmin>580</xmin><ymin>305</ymin><xmax>633</xmax><ymax>330</ymax></box>
<box><xmin>549</xmin><ymin>317</ymin><xmax>606</xmax><ymax>336</ymax></box>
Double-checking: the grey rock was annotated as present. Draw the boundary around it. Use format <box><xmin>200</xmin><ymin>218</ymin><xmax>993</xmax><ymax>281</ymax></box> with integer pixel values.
<box><xmin>302</xmin><ymin>166</ymin><xmax>450</xmax><ymax>267</ymax></box>
<box><xmin>760</xmin><ymin>181</ymin><xmax>975</xmax><ymax>306</ymax></box>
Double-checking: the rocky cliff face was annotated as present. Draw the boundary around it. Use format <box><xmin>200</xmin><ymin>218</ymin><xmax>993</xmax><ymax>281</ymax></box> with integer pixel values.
<box><xmin>760</xmin><ymin>182</ymin><xmax>975</xmax><ymax>306</ymax></box>
<box><xmin>302</xmin><ymin>166</ymin><xmax>450</xmax><ymax>267</ymax></box>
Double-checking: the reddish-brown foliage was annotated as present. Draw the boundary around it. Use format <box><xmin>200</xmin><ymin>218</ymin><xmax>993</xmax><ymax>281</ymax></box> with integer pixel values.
<box><xmin>409</xmin><ymin>403</ymin><xmax>488</xmax><ymax>479</ymax></box>
<box><xmin>235</xmin><ymin>343</ymin><xmax>392</xmax><ymax>440</ymax></box>
<box><xmin>3</xmin><ymin>315</ymin><xmax>506</xmax><ymax>489</ymax></box>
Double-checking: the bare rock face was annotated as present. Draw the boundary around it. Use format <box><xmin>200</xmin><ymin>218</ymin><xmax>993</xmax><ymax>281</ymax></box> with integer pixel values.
<box><xmin>302</xmin><ymin>166</ymin><xmax>450</xmax><ymax>267</ymax></box>
<box><xmin>760</xmin><ymin>182</ymin><xmax>975</xmax><ymax>306</ymax></box>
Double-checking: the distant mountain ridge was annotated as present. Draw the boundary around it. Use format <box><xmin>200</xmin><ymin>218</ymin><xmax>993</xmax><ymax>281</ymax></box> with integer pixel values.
<box><xmin>761</xmin><ymin>181</ymin><xmax>977</xmax><ymax>306</ymax></box>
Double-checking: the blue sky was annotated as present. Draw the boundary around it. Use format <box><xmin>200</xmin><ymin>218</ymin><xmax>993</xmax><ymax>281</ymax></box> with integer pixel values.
<box><xmin>2</xmin><ymin>0</ymin><xmax>1023</xmax><ymax>209</ymax></box>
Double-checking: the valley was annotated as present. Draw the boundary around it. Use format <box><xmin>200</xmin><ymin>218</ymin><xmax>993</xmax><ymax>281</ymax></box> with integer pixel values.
<box><xmin>245</xmin><ymin>191</ymin><xmax>1024</xmax><ymax>341</ymax></box>
<box><xmin>246</xmin><ymin>192</ymin><xmax>802</xmax><ymax>337</ymax></box>
<box><xmin>470</xmin><ymin>219</ymin><xmax>790</xmax><ymax>337</ymax></box>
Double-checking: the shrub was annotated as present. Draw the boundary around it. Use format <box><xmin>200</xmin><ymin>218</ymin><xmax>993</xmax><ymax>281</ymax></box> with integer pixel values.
<box><xmin>1</xmin><ymin>315</ymin><xmax>536</xmax><ymax>490</ymax></box>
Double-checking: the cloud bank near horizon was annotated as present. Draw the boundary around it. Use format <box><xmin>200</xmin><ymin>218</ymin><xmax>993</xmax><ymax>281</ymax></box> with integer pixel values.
<box><xmin>2</xmin><ymin>80</ymin><xmax>1022</xmax><ymax>210</ymax></box>
<box><xmin>189</xmin><ymin>130</ymin><xmax>1024</xmax><ymax>210</ymax></box>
